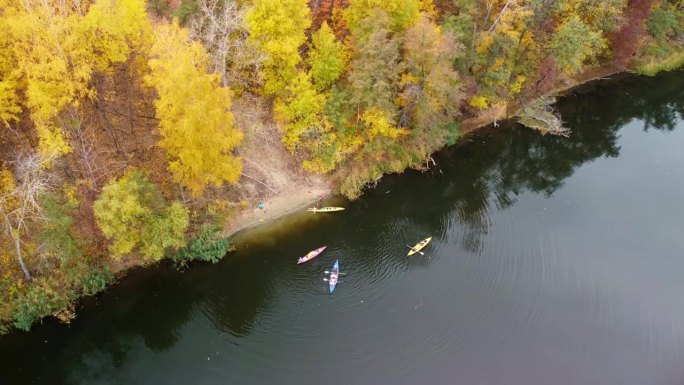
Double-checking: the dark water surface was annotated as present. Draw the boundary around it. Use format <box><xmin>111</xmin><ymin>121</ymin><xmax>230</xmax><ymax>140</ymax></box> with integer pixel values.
<box><xmin>1</xmin><ymin>70</ymin><xmax>684</xmax><ymax>385</ymax></box>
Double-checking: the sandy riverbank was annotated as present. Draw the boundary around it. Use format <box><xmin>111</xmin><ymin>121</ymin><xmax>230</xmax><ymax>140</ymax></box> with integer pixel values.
<box><xmin>223</xmin><ymin>182</ymin><xmax>332</xmax><ymax>236</ymax></box>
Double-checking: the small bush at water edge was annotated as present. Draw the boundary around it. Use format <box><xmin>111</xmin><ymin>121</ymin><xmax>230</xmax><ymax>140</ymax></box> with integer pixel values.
<box><xmin>171</xmin><ymin>228</ymin><xmax>232</xmax><ymax>267</ymax></box>
<box><xmin>13</xmin><ymin>278</ymin><xmax>71</xmax><ymax>331</ymax></box>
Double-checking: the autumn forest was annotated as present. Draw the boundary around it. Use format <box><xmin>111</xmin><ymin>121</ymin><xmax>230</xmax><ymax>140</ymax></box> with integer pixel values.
<box><xmin>0</xmin><ymin>0</ymin><xmax>682</xmax><ymax>332</ymax></box>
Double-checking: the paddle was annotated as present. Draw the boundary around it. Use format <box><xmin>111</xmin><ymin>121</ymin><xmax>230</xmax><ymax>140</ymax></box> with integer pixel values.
<box><xmin>324</xmin><ymin>271</ymin><xmax>347</xmax><ymax>275</ymax></box>
<box><xmin>406</xmin><ymin>244</ymin><xmax>424</xmax><ymax>255</ymax></box>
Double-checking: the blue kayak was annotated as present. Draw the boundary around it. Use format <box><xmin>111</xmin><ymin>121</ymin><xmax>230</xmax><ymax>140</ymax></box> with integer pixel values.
<box><xmin>328</xmin><ymin>259</ymin><xmax>339</xmax><ymax>294</ymax></box>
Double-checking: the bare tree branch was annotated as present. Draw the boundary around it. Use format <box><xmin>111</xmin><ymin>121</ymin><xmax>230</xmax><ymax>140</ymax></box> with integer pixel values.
<box><xmin>487</xmin><ymin>0</ymin><xmax>515</xmax><ymax>33</ymax></box>
<box><xmin>188</xmin><ymin>0</ymin><xmax>266</xmax><ymax>89</ymax></box>
<box><xmin>1</xmin><ymin>150</ymin><xmax>57</xmax><ymax>282</ymax></box>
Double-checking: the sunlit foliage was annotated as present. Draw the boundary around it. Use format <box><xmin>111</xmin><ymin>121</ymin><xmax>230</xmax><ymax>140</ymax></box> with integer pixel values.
<box><xmin>550</xmin><ymin>16</ymin><xmax>606</xmax><ymax>74</ymax></box>
<box><xmin>245</xmin><ymin>0</ymin><xmax>311</xmax><ymax>95</ymax></box>
<box><xmin>400</xmin><ymin>16</ymin><xmax>464</xmax><ymax>130</ymax></box>
<box><xmin>148</xmin><ymin>21</ymin><xmax>243</xmax><ymax>197</ymax></box>
<box><xmin>309</xmin><ymin>22</ymin><xmax>347</xmax><ymax>90</ymax></box>
<box><xmin>345</xmin><ymin>0</ymin><xmax>421</xmax><ymax>33</ymax></box>
<box><xmin>77</xmin><ymin>0</ymin><xmax>152</xmax><ymax>73</ymax></box>
<box><xmin>93</xmin><ymin>170</ymin><xmax>189</xmax><ymax>262</ymax></box>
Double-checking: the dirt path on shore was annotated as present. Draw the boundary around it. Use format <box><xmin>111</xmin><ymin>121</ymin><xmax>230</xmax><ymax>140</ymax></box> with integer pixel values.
<box><xmin>223</xmin><ymin>177</ymin><xmax>331</xmax><ymax>236</ymax></box>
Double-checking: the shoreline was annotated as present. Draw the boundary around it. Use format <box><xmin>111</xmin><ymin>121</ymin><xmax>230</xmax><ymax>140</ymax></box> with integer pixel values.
<box><xmin>221</xmin><ymin>67</ymin><xmax>627</xmax><ymax>239</ymax></box>
<box><xmin>0</xmin><ymin>67</ymin><xmax>666</xmax><ymax>334</ymax></box>
<box><xmin>222</xmin><ymin>184</ymin><xmax>332</xmax><ymax>237</ymax></box>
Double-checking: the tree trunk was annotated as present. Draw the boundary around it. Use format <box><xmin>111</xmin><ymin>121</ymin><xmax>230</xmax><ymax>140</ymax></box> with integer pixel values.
<box><xmin>1</xmin><ymin>209</ymin><xmax>31</xmax><ymax>282</ymax></box>
<box><xmin>92</xmin><ymin>75</ymin><xmax>123</xmax><ymax>155</ymax></box>
<box><xmin>487</xmin><ymin>0</ymin><xmax>513</xmax><ymax>33</ymax></box>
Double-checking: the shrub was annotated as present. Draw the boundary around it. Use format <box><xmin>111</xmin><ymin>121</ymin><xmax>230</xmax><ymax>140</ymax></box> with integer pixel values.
<box><xmin>13</xmin><ymin>278</ymin><xmax>71</xmax><ymax>331</ymax></box>
<box><xmin>80</xmin><ymin>268</ymin><xmax>114</xmax><ymax>296</ymax></box>
<box><xmin>446</xmin><ymin>122</ymin><xmax>460</xmax><ymax>146</ymax></box>
<box><xmin>171</xmin><ymin>228</ymin><xmax>231</xmax><ymax>267</ymax></box>
<box><xmin>638</xmin><ymin>49</ymin><xmax>684</xmax><ymax>76</ymax></box>
<box><xmin>648</xmin><ymin>7</ymin><xmax>679</xmax><ymax>40</ymax></box>
<box><xmin>469</xmin><ymin>95</ymin><xmax>489</xmax><ymax>110</ymax></box>
<box><xmin>38</xmin><ymin>191</ymin><xmax>81</xmax><ymax>265</ymax></box>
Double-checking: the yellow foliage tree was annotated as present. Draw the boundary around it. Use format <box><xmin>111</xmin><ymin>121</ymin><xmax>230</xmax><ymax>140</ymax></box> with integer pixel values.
<box><xmin>556</xmin><ymin>0</ymin><xmax>627</xmax><ymax>32</ymax></box>
<box><xmin>400</xmin><ymin>16</ymin><xmax>464</xmax><ymax>130</ymax></box>
<box><xmin>147</xmin><ymin>21</ymin><xmax>243</xmax><ymax>197</ymax></box>
<box><xmin>0</xmin><ymin>0</ymin><xmax>154</xmax><ymax>159</ymax></box>
<box><xmin>0</xmin><ymin>80</ymin><xmax>21</xmax><ymax>129</ymax></box>
<box><xmin>275</xmin><ymin>72</ymin><xmax>342</xmax><ymax>173</ymax></box>
<box><xmin>0</xmin><ymin>167</ymin><xmax>18</xmax><ymax>212</ymax></box>
<box><xmin>308</xmin><ymin>22</ymin><xmax>347</xmax><ymax>91</ymax></box>
<box><xmin>275</xmin><ymin>72</ymin><xmax>328</xmax><ymax>150</ymax></box>
<box><xmin>77</xmin><ymin>0</ymin><xmax>152</xmax><ymax>74</ymax></box>
<box><xmin>93</xmin><ymin>170</ymin><xmax>189</xmax><ymax>262</ymax></box>
<box><xmin>0</xmin><ymin>15</ymin><xmax>21</xmax><ymax>128</ymax></box>
<box><xmin>345</xmin><ymin>0</ymin><xmax>421</xmax><ymax>34</ymax></box>
<box><xmin>469</xmin><ymin>95</ymin><xmax>489</xmax><ymax>110</ymax></box>
<box><xmin>361</xmin><ymin>107</ymin><xmax>406</xmax><ymax>140</ymax></box>
<box><xmin>0</xmin><ymin>0</ymin><xmax>95</xmax><ymax>158</ymax></box>
<box><xmin>0</xmin><ymin>166</ymin><xmax>26</xmax><ymax>281</ymax></box>
<box><xmin>245</xmin><ymin>0</ymin><xmax>311</xmax><ymax>96</ymax></box>
<box><xmin>418</xmin><ymin>0</ymin><xmax>436</xmax><ymax>17</ymax></box>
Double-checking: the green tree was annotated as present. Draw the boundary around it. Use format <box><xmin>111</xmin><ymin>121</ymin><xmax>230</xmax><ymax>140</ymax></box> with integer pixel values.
<box><xmin>38</xmin><ymin>190</ymin><xmax>81</xmax><ymax>266</ymax></box>
<box><xmin>148</xmin><ymin>21</ymin><xmax>243</xmax><ymax>197</ymax></box>
<box><xmin>471</xmin><ymin>0</ymin><xmax>536</xmax><ymax>99</ymax></box>
<box><xmin>555</xmin><ymin>0</ymin><xmax>627</xmax><ymax>33</ymax></box>
<box><xmin>347</xmin><ymin>10</ymin><xmax>403</xmax><ymax>117</ymax></box>
<box><xmin>245</xmin><ymin>0</ymin><xmax>311</xmax><ymax>95</ymax></box>
<box><xmin>648</xmin><ymin>6</ymin><xmax>680</xmax><ymax>40</ymax></box>
<box><xmin>400</xmin><ymin>16</ymin><xmax>464</xmax><ymax>130</ymax></box>
<box><xmin>93</xmin><ymin>170</ymin><xmax>189</xmax><ymax>262</ymax></box>
<box><xmin>171</xmin><ymin>228</ymin><xmax>231</xmax><ymax>266</ymax></box>
<box><xmin>550</xmin><ymin>15</ymin><xmax>606</xmax><ymax>74</ymax></box>
<box><xmin>345</xmin><ymin>0</ymin><xmax>421</xmax><ymax>34</ymax></box>
<box><xmin>440</xmin><ymin>0</ymin><xmax>478</xmax><ymax>71</ymax></box>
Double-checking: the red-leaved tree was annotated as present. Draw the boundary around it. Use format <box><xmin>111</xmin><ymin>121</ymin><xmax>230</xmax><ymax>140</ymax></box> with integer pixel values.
<box><xmin>609</xmin><ymin>0</ymin><xmax>658</xmax><ymax>68</ymax></box>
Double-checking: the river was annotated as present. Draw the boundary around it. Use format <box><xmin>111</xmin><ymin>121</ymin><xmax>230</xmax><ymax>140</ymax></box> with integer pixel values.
<box><xmin>1</xmin><ymin>70</ymin><xmax>683</xmax><ymax>385</ymax></box>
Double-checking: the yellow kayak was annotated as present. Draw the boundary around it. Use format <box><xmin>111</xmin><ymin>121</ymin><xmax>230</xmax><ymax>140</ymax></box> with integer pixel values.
<box><xmin>407</xmin><ymin>237</ymin><xmax>432</xmax><ymax>256</ymax></box>
<box><xmin>306</xmin><ymin>207</ymin><xmax>345</xmax><ymax>213</ymax></box>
